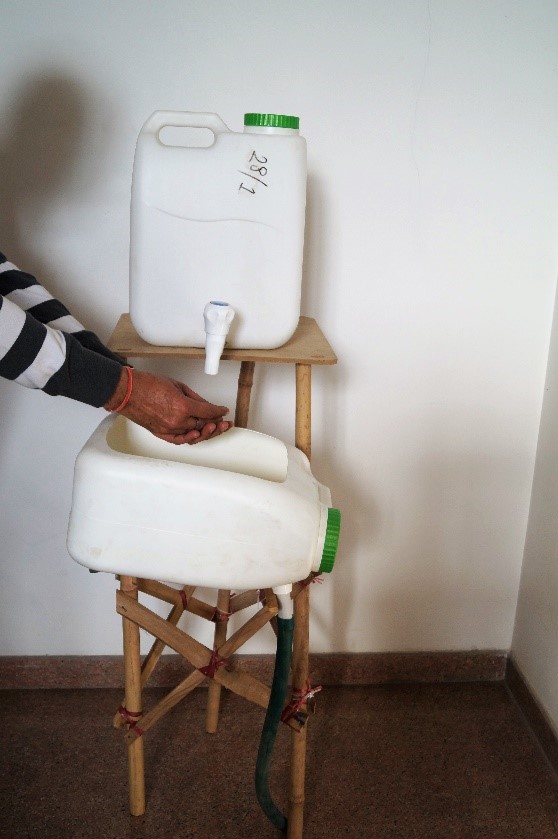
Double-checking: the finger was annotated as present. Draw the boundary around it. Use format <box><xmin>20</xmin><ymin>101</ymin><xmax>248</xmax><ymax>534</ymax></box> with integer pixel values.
<box><xmin>204</xmin><ymin>420</ymin><xmax>233</xmax><ymax>441</ymax></box>
<box><xmin>155</xmin><ymin>430</ymin><xmax>201</xmax><ymax>445</ymax></box>
<box><xmin>190</xmin><ymin>419</ymin><xmax>234</xmax><ymax>443</ymax></box>
<box><xmin>187</xmin><ymin>417</ymin><xmax>213</xmax><ymax>432</ymax></box>
<box><xmin>193</xmin><ymin>422</ymin><xmax>217</xmax><ymax>443</ymax></box>
<box><xmin>189</xmin><ymin>400</ymin><xmax>229</xmax><ymax>419</ymax></box>
<box><xmin>153</xmin><ymin>420</ymin><xmax>233</xmax><ymax>446</ymax></box>
<box><xmin>214</xmin><ymin>420</ymin><xmax>233</xmax><ymax>434</ymax></box>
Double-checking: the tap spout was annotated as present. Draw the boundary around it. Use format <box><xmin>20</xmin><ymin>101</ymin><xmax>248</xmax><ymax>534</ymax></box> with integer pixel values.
<box><xmin>203</xmin><ymin>301</ymin><xmax>235</xmax><ymax>375</ymax></box>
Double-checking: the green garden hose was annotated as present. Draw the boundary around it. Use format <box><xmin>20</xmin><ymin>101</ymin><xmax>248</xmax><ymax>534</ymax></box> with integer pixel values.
<box><xmin>255</xmin><ymin>615</ymin><xmax>294</xmax><ymax>833</ymax></box>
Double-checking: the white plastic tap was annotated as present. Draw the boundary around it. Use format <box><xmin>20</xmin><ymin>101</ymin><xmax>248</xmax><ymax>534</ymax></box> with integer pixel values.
<box><xmin>203</xmin><ymin>301</ymin><xmax>235</xmax><ymax>374</ymax></box>
<box><xmin>272</xmin><ymin>584</ymin><xmax>294</xmax><ymax>619</ymax></box>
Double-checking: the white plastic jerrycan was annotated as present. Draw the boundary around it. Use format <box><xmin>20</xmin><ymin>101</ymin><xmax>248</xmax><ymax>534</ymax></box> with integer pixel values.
<box><xmin>129</xmin><ymin>111</ymin><xmax>307</xmax><ymax>350</ymax></box>
<box><xmin>67</xmin><ymin>416</ymin><xmax>340</xmax><ymax>591</ymax></box>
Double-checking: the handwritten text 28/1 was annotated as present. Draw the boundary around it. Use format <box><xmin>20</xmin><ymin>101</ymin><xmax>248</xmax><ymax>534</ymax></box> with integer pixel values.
<box><xmin>238</xmin><ymin>151</ymin><xmax>269</xmax><ymax>194</ymax></box>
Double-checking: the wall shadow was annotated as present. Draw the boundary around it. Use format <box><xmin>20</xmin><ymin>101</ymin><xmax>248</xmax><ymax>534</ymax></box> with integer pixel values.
<box><xmin>0</xmin><ymin>72</ymin><xmax>88</xmax><ymax>437</ymax></box>
<box><xmin>1</xmin><ymin>73</ymin><xmax>87</xmax><ymax>266</ymax></box>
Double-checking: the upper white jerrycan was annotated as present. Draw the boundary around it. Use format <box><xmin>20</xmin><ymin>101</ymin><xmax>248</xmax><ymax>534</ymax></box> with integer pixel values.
<box><xmin>129</xmin><ymin>111</ymin><xmax>307</xmax><ymax>349</ymax></box>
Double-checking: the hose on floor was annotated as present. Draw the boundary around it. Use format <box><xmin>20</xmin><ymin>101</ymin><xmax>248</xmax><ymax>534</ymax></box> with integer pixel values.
<box><xmin>255</xmin><ymin>615</ymin><xmax>294</xmax><ymax>834</ymax></box>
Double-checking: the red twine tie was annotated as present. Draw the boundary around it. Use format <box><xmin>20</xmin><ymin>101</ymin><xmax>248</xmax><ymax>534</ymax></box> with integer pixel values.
<box><xmin>299</xmin><ymin>575</ymin><xmax>323</xmax><ymax>590</ymax></box>
<box><xmin>281</xmin><ymin>680</ymin><xmax>322</xmax><ymax>724</ymax></box>
<box><xmin>212</xmin><ymin>607</ymin><xmax>231</xmax><ymax>624</ymax></box>
<box><xmin>117</xmin><ymin>705</ymin><xmax>143</xmax><ymax>732</ymax></box>
<box><xmin>198</xmin><ymin>646</ymin><xmax>229</xmax><ymax>679</ymax></box>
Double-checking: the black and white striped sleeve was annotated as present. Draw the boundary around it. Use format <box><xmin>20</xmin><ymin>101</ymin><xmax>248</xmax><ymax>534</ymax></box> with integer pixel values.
<box><xmin>0</xmin><ymin>253</ymin><xmax>123</xmax><ymax>407</ymax></box>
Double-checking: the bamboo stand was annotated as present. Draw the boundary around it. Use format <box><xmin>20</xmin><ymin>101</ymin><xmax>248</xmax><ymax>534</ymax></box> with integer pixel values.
<box><xmin>106</xmin><ymin>316</ymin><xmax>337</xmax><ymax>838</ymax></box>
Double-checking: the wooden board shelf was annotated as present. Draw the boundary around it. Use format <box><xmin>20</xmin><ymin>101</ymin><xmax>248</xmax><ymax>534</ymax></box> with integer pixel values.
<box><xmin>107</xmin><ymin>314</ymin><xmax>337</xmax><ymax>366</ymax></box>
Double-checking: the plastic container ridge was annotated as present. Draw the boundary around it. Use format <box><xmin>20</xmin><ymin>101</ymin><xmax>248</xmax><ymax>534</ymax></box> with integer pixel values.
<box><xmin>129</xmin><ymin>111</ymin><xmax>307</xmax><ymax>348</ymax></box>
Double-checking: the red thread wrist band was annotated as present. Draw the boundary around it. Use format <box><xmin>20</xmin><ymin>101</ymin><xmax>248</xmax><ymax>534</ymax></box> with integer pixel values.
<box><xmin>111</xmin><ymin>366</ymin><xmax>133</xmax><ymax>413</ymax></box>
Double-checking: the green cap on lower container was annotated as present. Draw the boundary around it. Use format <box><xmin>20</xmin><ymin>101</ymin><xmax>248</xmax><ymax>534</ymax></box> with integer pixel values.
<box><xmin>244</xmin><ymin>113</ymin><xmax>299</xmax><ymax>129</ymax></box>
<box><xmin>319</xmin><ymin>507</ymin><xmax>341</xmax><ymax>574</ymax></box>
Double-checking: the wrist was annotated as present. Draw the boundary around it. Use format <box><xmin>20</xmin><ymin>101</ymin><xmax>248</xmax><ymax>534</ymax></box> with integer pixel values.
<box><xmin>104</xmin><ymin>365</ymin><xmax>133</xmax><ymax>412</ymax></box>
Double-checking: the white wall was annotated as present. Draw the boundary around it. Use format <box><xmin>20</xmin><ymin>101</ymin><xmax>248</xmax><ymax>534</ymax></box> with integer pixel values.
<box><xmin>512</xmin><ymin>284</ymin><xmax>558</xmax><ymax>733</ymax></box>
<box><xmin>1</xmin><ymin>1</ymin><xmax>558</xmax><ymax>656</ymax></box>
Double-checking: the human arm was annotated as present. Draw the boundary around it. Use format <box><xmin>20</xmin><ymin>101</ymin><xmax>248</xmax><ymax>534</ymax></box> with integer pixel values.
<box><xmin>0</xmin><ymin>253</ymin><xmax>232</xmax><ymax>442</ymax></box>
<box><xmin>0</xmin><ymin>253</ymin><xmax>122</xmax><ymax>405</ymax></box>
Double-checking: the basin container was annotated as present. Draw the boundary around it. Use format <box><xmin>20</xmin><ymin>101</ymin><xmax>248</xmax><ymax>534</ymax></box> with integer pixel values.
<box><xmin>67</xmin><ymin>416</ymin><xmax>339</xmax><ymax>590</ymax></box>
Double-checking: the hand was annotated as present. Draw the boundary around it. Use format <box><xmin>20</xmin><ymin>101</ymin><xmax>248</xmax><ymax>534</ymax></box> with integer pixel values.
<box><xmin>104</xmin><ymin>368</ymin><xmax>233</xmax><ymax>444</ymax></box>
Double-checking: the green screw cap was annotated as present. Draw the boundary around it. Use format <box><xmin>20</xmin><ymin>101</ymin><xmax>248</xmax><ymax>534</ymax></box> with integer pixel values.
<box><xmin>319</xmin><ymin>507</ymin><xmax>341</xmax><ymax>574</ymax></box>
<box><xmin>244</xmin><ymin>113</ymin><xmax>299</xmax><ymax>129</ymax></box>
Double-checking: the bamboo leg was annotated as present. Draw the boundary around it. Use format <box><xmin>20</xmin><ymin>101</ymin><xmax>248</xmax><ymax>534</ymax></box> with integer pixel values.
<box><xmin>288</xmin><ymin>363</ymin><xmax>312</xmax><ymax>838</ymax></box>
<box><xmin>120</xmin><ymin>576</ymin><xmax>145</xmax><ymax>816</ymax></box>
<box><xmin>202</xmin><ymin>361</ymin><xmax>256</xmax><ymax>730</ymax></box>
<box><xmin>206</xmin><ymin>588</ymin><xmax>231</xmax><ymax>733</ymax></box>
<box><xmin>288</xmin><ymin>585</ymin><xmax>310</xmax><ymax>838</ymax></box>
<box><xmin>235</xmin><ymin>360</ymin><xmax>255</xmax><ymax>428</ymax></box>
<box><xmin>295</xmin><ymin>364</ymin><xmax>311</xmax><ymax>459</ymax></box>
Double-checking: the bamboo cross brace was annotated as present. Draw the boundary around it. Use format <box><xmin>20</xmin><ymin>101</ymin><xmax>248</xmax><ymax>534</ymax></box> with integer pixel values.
<box><xmin>140</xmin><ymin>581</ymin><xmax>278</xmax><ymax>622</ymax></box>
<box><xmin>115</xmin><ymin>586</ymin><xmax>280</xmax><ymax>729</ymax></box>
<box><xmin>123</xmin><ymin>614</ymin><xmax>304</xmax><ymax>743</ymax></box>
<box><xmin>113</xmin><ymin>584</ymin><xmax>196</xmax><ymax>729</ymax></box>
<box><xmin>229</xmin><ymin>588</ymin><xmax>278</xmax><ymax>614</ymax></box>
<box><xmin>137</xmin><ymin>580</ymin><xmax>196</xmax><ymax>607</ymax></box>
<box><xmin>138</xmin><ymin>579</ymin><xmax>216</xmax><ymax>622</ymax></box>
<box><xmin>116</xmin><ymin>588</ymin><xmax>279</xmax><ymax>667</ymax></box>
<box><xmin>113</xmin><ymin>596</ymin><xmax>182</xmax><ymax>729</ymax></box>
<box><xmin>116</xmin><ymin>590</ymin><xmax>301</xmax><ymax>733</ymax></box>
<box><xmin>117</xmin><ymin>590</ymin><xmax>223</xmax><ymax>668</ymax></box>
<box><xmin>230</xmin><ymin>589</ymin><xmax>260</xmax><ymax>613</ymax></box>
<box><xmin>125</xmin><ymin>668</ymin><xmax>206</xmax><ymax>743</ymax></box>
<box><xmin>140</xmin><ymin>601</ymin><xmax>185</xmax><ymax>682</ymax></box>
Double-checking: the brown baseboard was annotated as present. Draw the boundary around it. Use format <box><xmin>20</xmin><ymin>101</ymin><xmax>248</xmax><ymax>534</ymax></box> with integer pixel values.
<box><xmin>505</xmin><ymin>657</ymin><xmax>558</xmax><ymax>776</ymax></box>
<box><xmin>0</xmin><ymin>650</ymin><xmax>507</xmax><ymax>690</ymax></box>
<box><xmin>4</xmin><ymin>651</ymin><xmax>557</xmax><ymax>780</ymax></box>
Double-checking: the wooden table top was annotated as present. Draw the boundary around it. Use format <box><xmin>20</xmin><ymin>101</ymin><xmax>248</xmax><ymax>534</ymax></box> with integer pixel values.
<box><xmin>107</xmin><ymin>315</ymin><xmax>337</xmax><ymax>366</ymax></box>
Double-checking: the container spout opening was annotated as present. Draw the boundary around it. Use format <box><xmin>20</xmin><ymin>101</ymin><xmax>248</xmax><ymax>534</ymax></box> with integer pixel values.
<box><xmin>203</xmin><ymin>301</ymin><xmax>235</xmax><ymax>375</ymax></box>
<box><xmin>272</xmin><ymin>584</ymin><xmax>293</xmax><ymax>619</ymax></box>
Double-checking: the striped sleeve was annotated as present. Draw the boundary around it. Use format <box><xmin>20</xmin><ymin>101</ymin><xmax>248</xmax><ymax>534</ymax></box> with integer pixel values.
<box><xmin>0</xmin><ymin>253</ymin><xmax>123</xmax><ymax>407</ymax></box>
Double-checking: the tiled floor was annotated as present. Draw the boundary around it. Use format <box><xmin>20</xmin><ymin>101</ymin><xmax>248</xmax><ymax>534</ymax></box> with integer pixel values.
<box><xmin>1</xmin><ymin>683</ymin><xmax>557</xmax><ymax>838</ymax></box>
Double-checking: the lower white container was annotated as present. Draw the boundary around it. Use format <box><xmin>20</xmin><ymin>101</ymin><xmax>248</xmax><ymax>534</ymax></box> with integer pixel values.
<box><xmin>67</xmin><ymin>416</ymin><xmax>340</xmax><ymax>590</ymax></box>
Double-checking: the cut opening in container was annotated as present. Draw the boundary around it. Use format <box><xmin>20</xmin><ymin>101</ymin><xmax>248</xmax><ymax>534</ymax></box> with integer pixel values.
<box><xmin>106</xmin><ymin>417</ymin><xmax>288</xmax><ymax>482</ymax></box>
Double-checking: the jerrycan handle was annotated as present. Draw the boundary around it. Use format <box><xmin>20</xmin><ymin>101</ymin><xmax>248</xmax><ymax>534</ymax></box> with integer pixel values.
<box><xmin>142</xmin><ymin>111</ymin><xmax>231</xmax><ymax>137</ymax></box>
